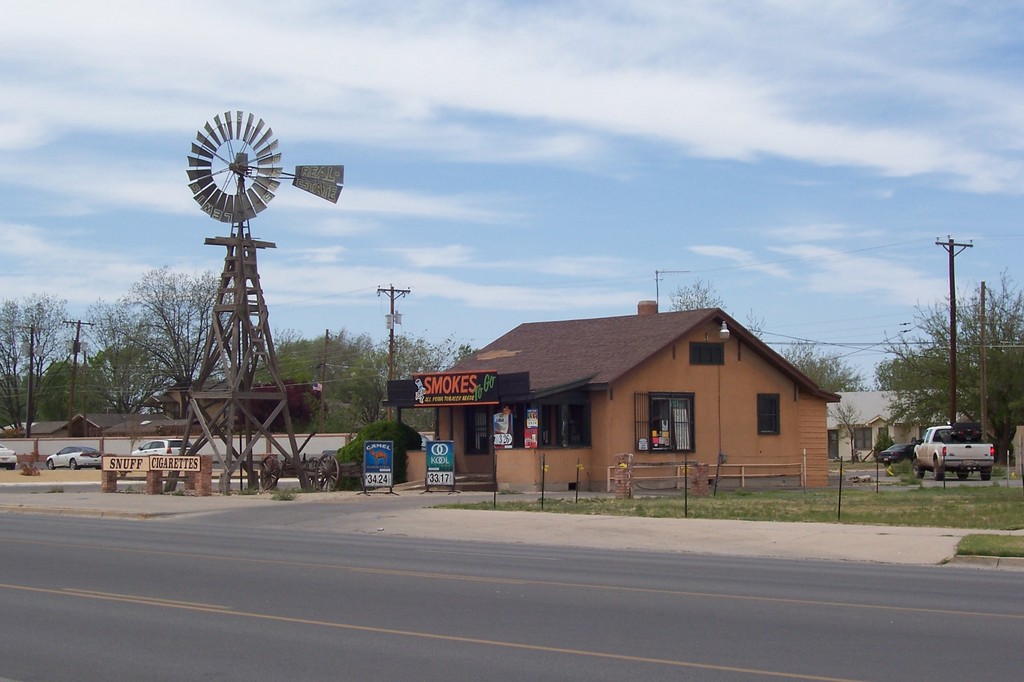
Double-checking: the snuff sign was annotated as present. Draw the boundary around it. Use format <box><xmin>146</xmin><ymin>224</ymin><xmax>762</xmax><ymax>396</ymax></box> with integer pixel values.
<box><xmin>413</xmin><ymin>371</ymin><xmax>499</xmax><ymax>406</ymax></box>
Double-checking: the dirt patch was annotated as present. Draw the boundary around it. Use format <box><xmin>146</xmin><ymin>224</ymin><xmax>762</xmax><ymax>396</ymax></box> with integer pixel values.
<box><xmin>0</xmin><ymin>468</ymin><xmax>102</xmax><ymax>484</ymax></box>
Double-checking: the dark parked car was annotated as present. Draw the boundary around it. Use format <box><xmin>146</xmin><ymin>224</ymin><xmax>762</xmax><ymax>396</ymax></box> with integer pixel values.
<box><xmin>876</xmin><ymin>442</ymin><xmax>915</xmax><ymax>465</ymax></box>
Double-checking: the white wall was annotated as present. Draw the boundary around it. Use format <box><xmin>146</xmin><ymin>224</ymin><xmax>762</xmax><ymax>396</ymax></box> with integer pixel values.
<box><xmin>3</xmin><ymin>434</ymin><xmax>351</xmax><ymax>458</ymax></box>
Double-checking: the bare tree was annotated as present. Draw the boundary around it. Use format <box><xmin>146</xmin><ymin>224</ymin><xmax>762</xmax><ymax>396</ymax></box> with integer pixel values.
<box><xmin>829</xmin><ymin>400</ymin><xmax>863</xmax><ymax>463</ymax></box>
<box><xmin>669</xmin><ymin>279</ymin><xmax>724</xmax><ymax>311</ymax></box>
<box><xmin>129</xmin><ymin>268</ymin><xmax>217</xmax><ymax>389</ymax></box>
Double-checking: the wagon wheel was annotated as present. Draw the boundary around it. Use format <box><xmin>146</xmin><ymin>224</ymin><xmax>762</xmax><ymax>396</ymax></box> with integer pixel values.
<box><xmin>260</xmin><ymin>456</ymin><xmax>282</xmax><ymax>491</ymax></box>
<box><xmin>318</xmin><ymin>454</ymin><xmax>340</xmax><ymax>491</ymax></box>
<box><xmin>303</xmin><ymin>457</ymin><xmax>323</xmax><ymax>491</ymax></box>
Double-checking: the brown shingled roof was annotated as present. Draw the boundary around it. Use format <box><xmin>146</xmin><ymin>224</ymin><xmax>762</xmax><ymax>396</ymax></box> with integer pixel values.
<box><xmin>448</xmin><ymin>307</ymin><xmax>838</xmax><ymax>402</ymax></box>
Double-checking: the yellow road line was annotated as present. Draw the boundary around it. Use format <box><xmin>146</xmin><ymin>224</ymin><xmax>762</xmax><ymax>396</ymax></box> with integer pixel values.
<box><xmin>4</xmin><ymin>536</ymin><xmax>1022</xmax><ymax>621</ymax></box>
<box><xmin>0</xmin><ymin>581</ymin><xmax>863</xmax><ymax>682</ymax></box>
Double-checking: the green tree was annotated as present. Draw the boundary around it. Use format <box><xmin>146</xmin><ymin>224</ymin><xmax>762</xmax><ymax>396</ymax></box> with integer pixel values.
<box><xmin>86</xmin><ymin>299</ymin><xmax>168</xmax><ymax>414</ymax></box>
<box><xmin>877</xmin><ymin>272</ymin><xmax>1024</xmax><ymax>464</ymax></box>
<box><xmin>271</xmin><ymin>330</ymin><xmax>475</xmax><ymax>434</ymax></box>
<box><xmin>0</xmin><ymin>294</ymin><xmax>70</xmax><ymax>432</ymax></box>
<box><xmin>782</xmin><ymin>341</ymin><xmax>866</xmax><ymax>393</ymax></box>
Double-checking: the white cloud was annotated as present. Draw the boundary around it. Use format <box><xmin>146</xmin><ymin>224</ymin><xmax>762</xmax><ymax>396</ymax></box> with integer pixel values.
<box><xmin>384</xmin><ymin>244</ymin><xmax>476</xmax><ymax>269</ymax></box>
<box><xmin>769</xmin><ymin>244</ymin><xmax>946</xmax><ymax>306</ymax></box>
<box><xmin>4</xmin><ymin>1</ymin><xmax>1024</xmax><ymax>192</ymax></box>
<box><xmin>689</xmin><ymin>245</ymin><xmax>794</xmax><ymax>279</ymax></box>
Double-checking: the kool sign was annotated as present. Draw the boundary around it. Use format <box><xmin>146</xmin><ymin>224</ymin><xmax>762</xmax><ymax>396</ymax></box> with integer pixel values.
<box><xmin>425</xmin><ymin>440</ymin><xmax>455</xmax><ymax>488</ymax></box>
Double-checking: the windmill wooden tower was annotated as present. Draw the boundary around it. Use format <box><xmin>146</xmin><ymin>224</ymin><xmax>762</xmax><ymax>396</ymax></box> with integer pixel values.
<box><xmin>184</xmin><ymin>111</ymin><xmax>343</xmax><ymax>492</ymax></box>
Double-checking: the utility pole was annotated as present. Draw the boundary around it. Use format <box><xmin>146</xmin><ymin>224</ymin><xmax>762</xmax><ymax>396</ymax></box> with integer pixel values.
<box><xmin>979</xmin><ymin>282</ymin><xmax>988</xmax><ymax>443</ymax></box>
<box><xmin>319</xmin><ymin>329</ymin><xmax>329</xmax><ymax>433</ymax></box>
<box><xmin>24</xmin><ymin>325</ymin><xmax>35</xmax><ymax>439</ymax></box>
<box><xmin>377</xmin><ymin>285</ymin><xmax>410</xmax><ymax>419</ymax></box>
<box><xmin>63</xmin><ymin>319</ymin><xmax>94</xmax><ymax>437</ymax></box>
<box><xmin>936</xmin><ymin>237</ymin><xmax>973</xmax><ymax>427</ymax></box>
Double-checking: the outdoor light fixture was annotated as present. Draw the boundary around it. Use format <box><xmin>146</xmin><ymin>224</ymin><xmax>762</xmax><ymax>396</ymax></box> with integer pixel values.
<box><xmin>719</xmin><ymin>321</ymin><xmax>730</xmax><ymax>339</ymax></box>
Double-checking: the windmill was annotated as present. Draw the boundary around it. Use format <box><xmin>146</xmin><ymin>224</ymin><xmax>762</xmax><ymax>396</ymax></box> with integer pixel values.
<box><xmin>184</xmin><ymin>111</ymin><xmax>343</xmax><ymax>493</ymax></box>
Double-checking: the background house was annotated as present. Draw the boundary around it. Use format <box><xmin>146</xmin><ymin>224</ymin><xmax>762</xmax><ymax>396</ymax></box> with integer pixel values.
<box><xmin>828</xmin><ymin>391</ymin><xmax>925</xmax><ymax>461</ymax></box>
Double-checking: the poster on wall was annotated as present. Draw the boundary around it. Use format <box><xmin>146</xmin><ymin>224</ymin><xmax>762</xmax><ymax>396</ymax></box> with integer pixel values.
<box><xmin>493</xmin><ymin>408</ymin><xmax>513</xmax><ymax>449</ymax></box>
<box><xmin>524</xmin><ymin>408</ymin><xmax>539</xmax><ymax>449</ymax></box>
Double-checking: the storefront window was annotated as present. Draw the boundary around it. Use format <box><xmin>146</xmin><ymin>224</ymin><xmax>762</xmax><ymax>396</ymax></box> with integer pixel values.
<box><xmin>539</xmin><ymin>402</ymin><xmax>590</xmax><ymax>448</ymax></box>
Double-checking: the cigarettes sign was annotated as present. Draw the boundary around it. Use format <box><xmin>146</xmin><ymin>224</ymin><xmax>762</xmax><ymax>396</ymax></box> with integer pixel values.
<box><xmin>102</xmin><ymin>455</ymin><xmax>202</xmax><ymax>472</ymax></box>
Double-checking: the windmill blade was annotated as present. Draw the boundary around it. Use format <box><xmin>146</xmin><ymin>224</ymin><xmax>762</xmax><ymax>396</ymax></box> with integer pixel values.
<box><xmin>216</xmin><ymin>192</ymin><xmax>233</xmax><ymax>221</ymax></box>
<box><xmin>254</xmin><ymin>138</ymin><xmax>278</xmax><ymax>157</ymax></box>
<box><xmin>242</xmin><ymin>113</ymin><xmax>255</xmax><ymax>145</ymax></box>
<box><xmin>246</xmin><ymin>187</ymin><xmax>269</xmax><ymax>214</ymax></box>
<box><xmin>253</xmin><ymin>127</ymin><xmax>275</xmax><ymax>151</ymax></box>
<box><xmin>195</xmin><ymin>131</ymin><xmax>218</xmax><ymax>154</ymax></box>
<box><xmin>190</xmin><ymin>142</ymin><xmax>215</xmax><ymax>160</ymax></box>
<box><xmin>188</xmin><ymin>173</ymin><xmax>215</xmax><ymax>192</ymax></box>
<box><xmin>245</xmin><ymin>117</ymin><xmax>266</xmax><ymax>146</ymax></box>
<box><xmin>214</xmin><ymin>113</ymin><xmax>229</xmax><ymax>144</ymax></box>
<box><xmin>187</xmin><ymin>155</ymin><xmax>211</xmax><ymax>168</ymax></box>
<box><xmin>256</xmin><ymin>152</ymin><xmax>282</xmax><ymax>167</ymax></box>
<box><xmin>204</xmin><ymin>122</ymin><xmax>222</xmax><ymax>147</ymax></box>
<box><xmin>237</xmin><ymin>193</ymin><xmax>257</xmax><ymax>221</ymax></box>
<box><xmin>189</xmin><ymin>180</ymin><xmax>215</xmax><ymax>200</ymax></box>
<box><xmin>188</xmin><ymin>179</ymin><xmax>210</xmax><ymax>197</ymax></box>
<box><xmin>253</xmin><ymin>177</ymin><xmax>281</xmax><ymax>195</ymax></box>
<box><xmin>192</xmin><ymin>183</ymin><xmax>218</xmax><ymax>205</ymax></box>
<box><xmin>228</xmin><ymin>109</ymin><xmax>241</xmax><ymax>139</ymax></box>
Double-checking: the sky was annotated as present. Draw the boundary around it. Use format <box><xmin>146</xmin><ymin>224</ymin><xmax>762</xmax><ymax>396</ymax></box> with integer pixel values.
<box><xmin>3</xmin><ymin>0</ymin><xmax>1024</xmax><ymax>385</ymax></box>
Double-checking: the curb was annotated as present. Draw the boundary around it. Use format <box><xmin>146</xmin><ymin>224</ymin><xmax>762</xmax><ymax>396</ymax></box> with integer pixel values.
<box><xmin>0</xmin><ymin>504</ymin><xmax>165</xmax><ymax>520</ymax></box>
<box><xmin>947</xmin><ymin>555</ymin><xmax>1024</xmax><ymax>570</ymax></box>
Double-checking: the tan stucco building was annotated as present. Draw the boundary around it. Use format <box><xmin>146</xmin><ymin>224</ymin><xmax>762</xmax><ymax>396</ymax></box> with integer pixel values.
<box><xmin>390</xmin><ymin>303</ymin><xmax>839</xmax><ymax>491</ymax></box>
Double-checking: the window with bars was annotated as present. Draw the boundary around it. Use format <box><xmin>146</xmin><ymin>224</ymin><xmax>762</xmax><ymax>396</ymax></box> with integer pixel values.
<box><xmin>757</xmin><ymin>393</ymin><xmax>780</xmax><ymax>435</ymax></box>
<box><xmin>635</xmin><ymin>392</ymin><xmax>695</xmax><ymax>452</ymax></box>
<box><xmin>465</xmin><ymin>406</ymin><xmax>490</xmax><ymax>454</ymax></box>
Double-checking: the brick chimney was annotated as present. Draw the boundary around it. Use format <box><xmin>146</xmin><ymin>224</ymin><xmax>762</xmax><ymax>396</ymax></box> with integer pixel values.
<box><xmin>637</xmin><ymin>300</ymin><xmax>658</xmax><ymax>316</ymax></box>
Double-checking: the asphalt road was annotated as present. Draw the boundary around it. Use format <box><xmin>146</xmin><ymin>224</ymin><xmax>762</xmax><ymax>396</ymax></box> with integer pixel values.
<box><xmin>2</xmin><ymin>511</ymin><xmax>1022</xmax><ymax>681</ymax></box>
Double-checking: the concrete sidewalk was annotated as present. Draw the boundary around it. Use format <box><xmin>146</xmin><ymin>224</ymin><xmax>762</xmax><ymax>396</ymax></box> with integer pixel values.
<box><xmin>1</xmin><ymin>484</ymin><xmax>1022</xmax><ymax>569</ymax></box>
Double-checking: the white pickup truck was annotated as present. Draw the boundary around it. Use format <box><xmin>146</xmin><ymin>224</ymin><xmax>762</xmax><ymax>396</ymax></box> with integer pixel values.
<box><xmin>912</xmin><ymin>423</ymin><xmax>994</xmax><ymax>481</ymax></box>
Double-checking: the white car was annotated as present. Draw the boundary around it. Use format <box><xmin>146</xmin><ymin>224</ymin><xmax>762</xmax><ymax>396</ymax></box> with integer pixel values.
<box><xmin>131</xmin><ymin>439</ymin><xmax>185</xmax><ymax>456</ymax></box>
<box><xmin>46</xmin><ymin>446</ymin><xmax>102</xmax><ymax>470</ymax></box>
<box><xmin>0</xmin><ymin>442</ymin><xmax>16</xmax><ymax>470</ymax></box>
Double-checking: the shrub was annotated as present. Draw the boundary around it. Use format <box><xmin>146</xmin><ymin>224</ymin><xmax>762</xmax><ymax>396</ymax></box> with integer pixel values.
<box><xmin>873</xmin><ymin>432</ymin><xmax>894</xmax><ymax>455</ymax></box>
<box><xmin>336</xmin><ymin>420</ymin><xmax>421</xmax><ymax>486</ymax></box>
